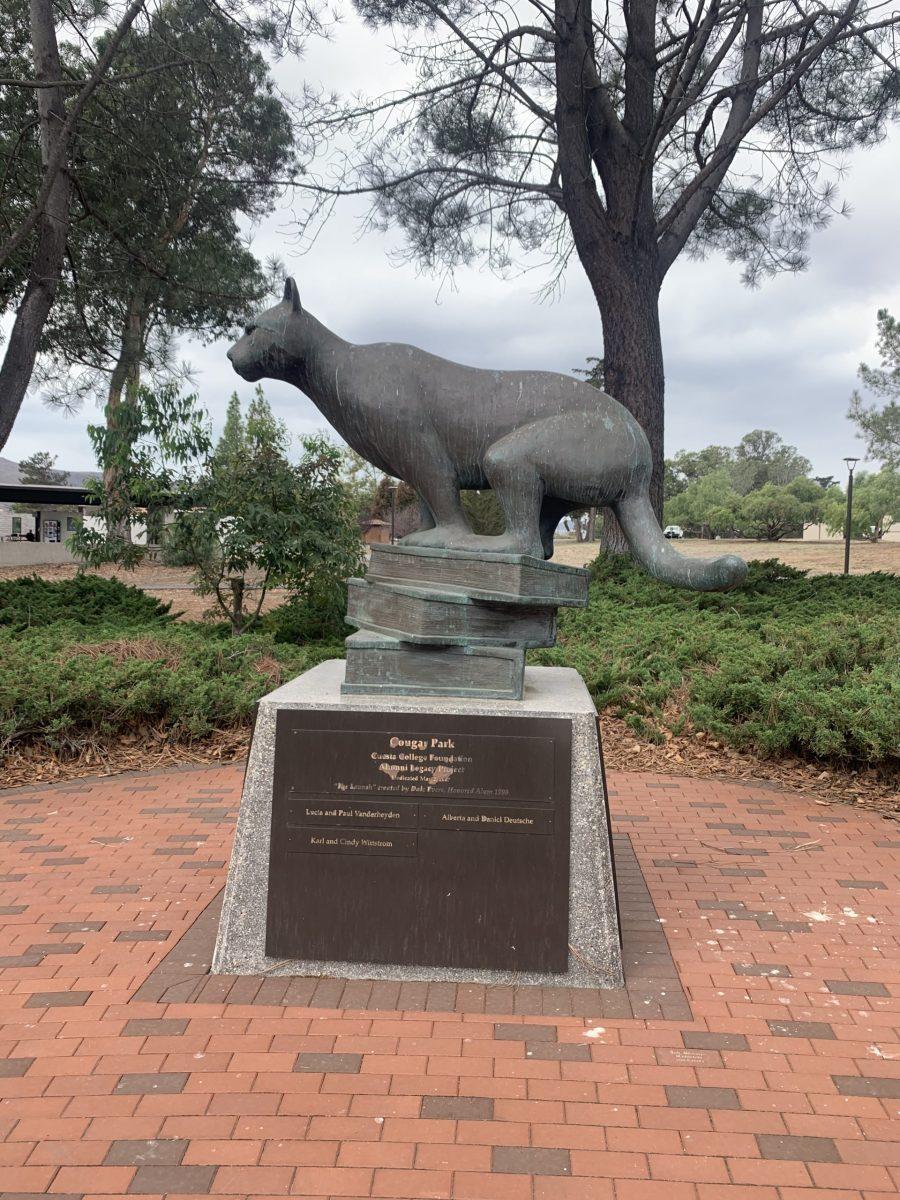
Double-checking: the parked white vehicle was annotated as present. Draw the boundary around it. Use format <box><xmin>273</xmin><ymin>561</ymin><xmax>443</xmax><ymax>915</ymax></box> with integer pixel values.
<box><xmin>663</xmin><ymin>525</ymin><xmax>684</xmax><ymax>539</ymax></box>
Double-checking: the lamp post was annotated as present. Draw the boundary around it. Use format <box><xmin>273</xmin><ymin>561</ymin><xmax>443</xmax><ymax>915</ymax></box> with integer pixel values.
<box><xmin>389</xmin><ymin>483</ymin><xmax>399</xmax><ymax>545</ymax></box>
<box><xmin>843</xmin><ymin>457</ymin><xmax>859</xmax><ymax>576</ymax></box>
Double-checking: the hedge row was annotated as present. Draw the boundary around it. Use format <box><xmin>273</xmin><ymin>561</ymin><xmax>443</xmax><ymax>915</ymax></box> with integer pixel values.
<box><xmin>533</xmin><ymin>557</ymin><xmax>899</xmax><ymax>764</ymax></box>
<box><xmin>2</xmin><ymin>566</ymin><xmax>897</xmax><ymax>766</ymax></box>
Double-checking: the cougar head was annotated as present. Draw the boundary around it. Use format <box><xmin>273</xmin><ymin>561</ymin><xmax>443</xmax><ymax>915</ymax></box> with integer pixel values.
<box><xmin>227</xmin><ymin>278</ymin><xmax>302</xmax><ymax>382</ymax></box>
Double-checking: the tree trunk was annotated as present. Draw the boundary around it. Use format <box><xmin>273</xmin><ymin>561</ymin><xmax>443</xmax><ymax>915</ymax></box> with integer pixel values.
<box><xmin>552</xmin><ymin>7</ymin><xmax>665</xmax><ymax>554</ymax></box>
<box><xmin>230</xmin><ymin>577</ymin><xmax>245</xmax><ymax>636</ymax></box>
<box><xmin>589</xmin><ymin>246</ymin><xmax>665</xmax><ymax>553</ymax></box>
<box><xmin>102</xmin><ymin>273</ymin><xmax>152</xmax><ymax>540</ymax></box>
<box><xmin>0</xmin><ymin>0</ymin><xmax>72</xmax><ymax>452</ymax></box>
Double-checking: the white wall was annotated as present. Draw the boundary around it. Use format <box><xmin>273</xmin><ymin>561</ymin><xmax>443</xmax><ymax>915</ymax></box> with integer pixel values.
<box><xmin>0</xmin><ymin>540</ymin><xmax>77</xmax><ymax>566</ymax></box>
<box><xmin>0</xmin><ymin>508</ymin><xmax>36</xmax><ymax>539</ymax></box>
<box><xmin>81</xmin><ymin>514</ymin><xmax>150</xmax><ymax>544</ymax></box>
<box><xmin>804</xmin><ymin>522</ymin><xmax>899</xmax><ymax>543</ymax></box>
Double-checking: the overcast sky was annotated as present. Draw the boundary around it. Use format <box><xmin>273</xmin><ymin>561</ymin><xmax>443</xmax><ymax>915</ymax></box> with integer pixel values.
<box><xmin>4</xmin><ymin>13</ymin><xmax>899</xmax><ymax>479</ymax></box>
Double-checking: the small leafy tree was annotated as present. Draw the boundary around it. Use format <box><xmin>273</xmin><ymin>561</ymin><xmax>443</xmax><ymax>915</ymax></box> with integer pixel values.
<box><xmin>166</xmin><ymin>391</ymin><xmax>365</xmax><ymax>635</ymax></box>
<box><xmin>568</xmin><ymin>358</ymin><xmax>609</xmax><ymax>538</ymax></box>
<box><xmin>849</xmin><ymin>309</ymin><xmax>900</xmax><ymax>468</ymax></box>
<box><xmin>664</xmin><ymin>432</ymin><xmax>811</xmax><ymax>501</ymax></box>
<box><xmin>461</xmin><ymin>490</ymin><xmax>506</xmax><ymax>537</ymax></box>
<box><xmin>0</xmin><ymin>0</ymin><xmax>149</xmax><ymax>451</ymax></box>
<box><xmin>738</xmin><ymin>482</ymin><xmax>810</xmax><ymax>540</ymax></box>
<box><xmin>15</xmin><ymin>449</ymin><xmax>73</xmax><ymax>516</ymax></box>
<box><xmin>729</xmin><ymin>431</ymin><xmax>812</xmax><ymax>495</ymax></box>
<box><xmin>368</xmin><ymin>476</ymin><xmax>421</xmax><ymax>540</ymax></box>
<box><xmin>341</xmin><ymin>449</ymin><xmax>381</xmax><ymax>523</ymax></box>
<box><xmin>33</xmin><ymin>0</ymin><xmax>300</xmax><ymax>517</ymax></box>
<box><xmin>664</xmin><ymin>470</ymin><xmax>742</xmax><ymax>538</ymax></box>
<box><xmin>70</xmin><ymin>383</ymin><xmax>211</xmax><ymax>567</ymax></box>
<box><xmin>573</xmin><ymin>358</ymin><xmax>606</xmax><ymax>391</ymax></box>
<box><xmin>825</xmin><ymin>468</ymin><xmax>900</xmax><ymax>542</ymax></box>
<box><xmin>0</xmin><ymin>0</ymin><xmax>327</xmax><ymax>452</ymax></box>
<box><xmin>18</xmin><ymin>451</ymin><xmax>68</xmax><ymax>485</ymax></box>
<box><xmin>785</xmin><ymin>476</ymin><xmax>834</xmax><ymax>528</ymax></box>
<box><xmin>665</xmin><ymin>446</ymin><xmax>735</xmax><ymax>499</ymax></box>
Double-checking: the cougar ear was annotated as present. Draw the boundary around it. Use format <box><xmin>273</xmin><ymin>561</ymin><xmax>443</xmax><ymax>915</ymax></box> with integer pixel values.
<box><xmin>283</xmin><ymin>277</ymin><xmax>302</xmax><ymax>313</ymax></box>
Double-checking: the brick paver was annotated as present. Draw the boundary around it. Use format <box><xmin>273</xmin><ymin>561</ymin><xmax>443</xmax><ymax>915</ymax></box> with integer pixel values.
<box><xmin>1</xmin><ymin>763</ymin><xmax>898</xmax><ymax>1199</ymax></box>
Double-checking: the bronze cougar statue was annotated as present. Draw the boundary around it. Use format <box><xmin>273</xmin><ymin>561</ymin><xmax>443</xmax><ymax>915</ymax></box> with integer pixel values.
<box><xmin>228</xmin><ymin>279</ymin><xmax>746</xmax><ymax>590</ymax></box>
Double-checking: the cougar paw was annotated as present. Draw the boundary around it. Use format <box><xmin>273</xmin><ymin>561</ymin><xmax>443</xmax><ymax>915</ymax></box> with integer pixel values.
<box><xmin>400</xmin><ymin>525</ymin><xmax>466</xmax><ymax>549</ymax></box>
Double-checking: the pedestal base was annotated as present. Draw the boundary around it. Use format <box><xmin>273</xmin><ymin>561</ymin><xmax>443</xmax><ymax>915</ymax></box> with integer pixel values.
<box><xmin>212</xmin><ymin>660</ymin><xmax>623</xmax><ymax>988</ymax></box>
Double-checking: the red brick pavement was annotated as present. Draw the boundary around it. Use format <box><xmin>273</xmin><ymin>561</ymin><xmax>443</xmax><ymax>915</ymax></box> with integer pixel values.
<box><xmin>0</xmin><ymin>764</ymin><xmax>898</xmax><ymax>1200</ymax></box>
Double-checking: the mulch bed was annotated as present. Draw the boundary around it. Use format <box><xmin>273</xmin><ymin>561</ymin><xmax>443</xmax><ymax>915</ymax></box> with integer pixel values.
<box><xmin>4</xmin><ymin>715</ymin><xmax>897</xmax><ymax>817</ymax></box>
<box><xmin>598</xmin><ymin>715</ymin><xmax>900</xmax><ymax>818</ymax></box>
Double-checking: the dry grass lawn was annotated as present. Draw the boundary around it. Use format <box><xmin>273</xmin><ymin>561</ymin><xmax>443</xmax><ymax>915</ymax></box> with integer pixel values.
<box><xmin>552</xmin><ymin>535</ymin><xmax>900</xmax><ymax>574</ymax></box>
<box><xmin>1</xmin><ymin>537</ymin><xmax>896</xmax><ymax>622</ymax></box>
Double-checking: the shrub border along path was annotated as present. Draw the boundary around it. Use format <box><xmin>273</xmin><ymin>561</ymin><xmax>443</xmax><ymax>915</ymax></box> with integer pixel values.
<box><xmin>0</xmin><ymin>763</ymin><xmax>898</xmax><ymax>1199</ymax></box>
<box><xmin>2</xmin><ymin>568</ymin><xmax>897</xmax><ymax>811</ymax></box>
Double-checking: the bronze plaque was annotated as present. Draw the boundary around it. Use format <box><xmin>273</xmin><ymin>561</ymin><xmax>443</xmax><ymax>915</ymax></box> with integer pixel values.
<box><xmin>267</xmin><ymin>710</ymin><xmax>571</xmax><ymax>973</ymax></box>
<box><xmin>285</xmin><ymin>726</ymin><xmax>555</xmax><ymax>802</ymax></box>
<box><xmin>287</xmin><ymin>799</ymin><xmax>419</xmax><ymax>829</ymax></box>
<box><xmin>286</xmin><ymin>827</ymin><xmax>418</xmax><ymax>857</ymax></box>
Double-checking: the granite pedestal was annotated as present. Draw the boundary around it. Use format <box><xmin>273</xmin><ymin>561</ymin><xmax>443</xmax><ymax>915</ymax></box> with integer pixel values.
<box><xmin>213</xmin><ymin>659</ymin><xmax>623</xmax><ymax>988</ymax></box>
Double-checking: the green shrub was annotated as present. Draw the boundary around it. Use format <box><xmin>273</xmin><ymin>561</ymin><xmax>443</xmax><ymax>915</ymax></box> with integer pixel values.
<box><xmin>261</xmin><ymin>584</ymin><xmax>353</xmax><ymax>644</ymax></box>
<box><xmin>0</xmin><ymin>574</ymin><xmax>173</xmax><ymax>631</ymax></box>
<box><xmin>3</xmin><ymin>567</ymin><xmax>897</xmax><ymax>770</ymax></box>
<box><xmin>0</xmin><ymin>619</ymin><xmax>340</xmax><ymax>752</ymax></box>
<box><xmin>533</xmin><ymin>555</ymin><xmax>899</xmax><ymax>765</ymax></box>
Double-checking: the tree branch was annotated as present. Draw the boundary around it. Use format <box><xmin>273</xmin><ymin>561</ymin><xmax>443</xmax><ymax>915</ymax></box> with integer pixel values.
<box><xmin>0</xmin><ymin>58</ymin><xmax>206</xmax><ymax>89</ymax></box>
<box><xmin>658</xmin><ymin>0</ymin><xmax>801</xmax><ymax>275</ymax></box>
<box><xmin>0</xmin><ymin>0</ymin><xmax>148</xmax><ymax>270</ymax></box>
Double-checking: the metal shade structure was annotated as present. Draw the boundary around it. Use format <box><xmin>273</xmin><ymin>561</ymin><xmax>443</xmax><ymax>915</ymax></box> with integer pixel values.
<box><xmin>0</xmin><ymin>482</ymin><xmax>98</xmax><ymax>508</ymax></box>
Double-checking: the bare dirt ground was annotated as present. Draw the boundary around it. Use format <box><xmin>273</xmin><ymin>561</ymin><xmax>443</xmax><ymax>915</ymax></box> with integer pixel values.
<box><xmin>553</xmin><ymin>535</ymin><xmax>900</xmax><ymax>573</ymax></box>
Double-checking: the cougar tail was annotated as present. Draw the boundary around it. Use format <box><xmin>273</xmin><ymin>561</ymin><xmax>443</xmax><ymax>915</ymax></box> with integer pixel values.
<box><xmin>612</xmin><ymin>492</ymin><xmax>747</xmax><ymax>592</ymax></box>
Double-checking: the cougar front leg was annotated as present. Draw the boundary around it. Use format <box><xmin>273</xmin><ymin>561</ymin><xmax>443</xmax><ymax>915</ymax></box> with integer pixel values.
<box><xmin>416</xmin><ymin>493</ymin><xmax>436</xmax><ymax>532</ymax></box>
<box><xmin>399</xmin><ymin>457</ymin><xmax>472</xmax><ymax>549</ymax></box>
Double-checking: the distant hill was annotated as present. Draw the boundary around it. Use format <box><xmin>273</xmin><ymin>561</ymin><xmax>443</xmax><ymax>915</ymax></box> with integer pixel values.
<box><xmin>0</xmin><ymin>455</ymin><xmax>97</xmax><ymax>487</ymax></box>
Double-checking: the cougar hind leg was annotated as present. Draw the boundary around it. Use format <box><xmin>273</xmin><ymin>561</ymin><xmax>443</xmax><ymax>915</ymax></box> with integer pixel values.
<box><xmin>480</xmin><ymin>425</ymin><xmax>546</xmax><ymax>557</ymax></box>
<box><xmin>416</xmin><ymin>494</ymin><xmax>436</xmax><ymax>532</ymax></box>
<box><xmin>538</xmin><ymin>498</ymin><xmax>574</xmax><ymax>560</ymax></box>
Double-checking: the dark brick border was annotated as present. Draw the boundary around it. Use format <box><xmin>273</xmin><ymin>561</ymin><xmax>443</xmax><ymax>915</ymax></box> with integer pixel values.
<box><xmin>133</xmin><ymin>833</ymin><xmax>690</xmax><ymax>1018</ymax></box>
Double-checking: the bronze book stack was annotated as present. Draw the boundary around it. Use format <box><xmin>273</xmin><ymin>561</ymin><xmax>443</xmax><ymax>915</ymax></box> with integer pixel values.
<box><xmin>342</xmin><ymin>543</ymin><xmax>590</xmax><ymax>700</ymax></box>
